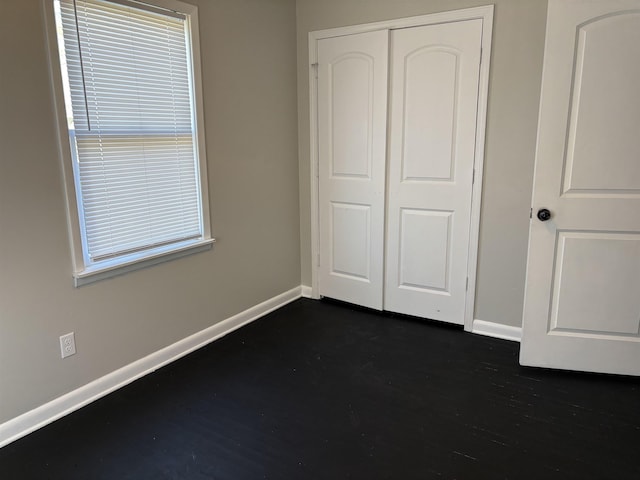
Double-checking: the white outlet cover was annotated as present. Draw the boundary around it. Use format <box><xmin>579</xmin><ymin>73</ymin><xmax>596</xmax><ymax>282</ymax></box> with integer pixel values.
<box><xmin>60</xmin><ymin>332</ymin><xmax>76</xmax><ymax>359</ymax></box>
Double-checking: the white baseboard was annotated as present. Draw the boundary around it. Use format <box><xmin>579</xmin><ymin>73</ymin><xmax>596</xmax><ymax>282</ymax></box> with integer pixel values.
<box><xmin>472</xmin><ymin>319</ymin><xmax>522</xmax><ymax>342</ymax></box>
<box><xmin>0</xmin><ymin>286</ymin><xmax>302</xmax><ymax>448</ymax></box>
<box><xmin>300</xmin><ymin>285</ymin><xmax>313</xmax><ymax>298</ymax></box>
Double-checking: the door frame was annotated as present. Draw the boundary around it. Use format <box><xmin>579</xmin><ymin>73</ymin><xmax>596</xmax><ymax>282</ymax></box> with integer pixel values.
<box><xmin>308</xmin><ymin>5</ymin><xmax>494</xmax><ymax>332</ymax></box>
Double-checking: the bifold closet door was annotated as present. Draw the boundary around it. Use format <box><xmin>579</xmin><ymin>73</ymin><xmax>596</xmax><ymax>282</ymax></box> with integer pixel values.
<box><xmin>384</xmin><ymin>20</ymin><xmax>483</xmax><ymax>324</ymax></box>
<box><xmin>317</xmin><ymin>30</ymin><xmax>388</xmax><ymax>310</ymax></box>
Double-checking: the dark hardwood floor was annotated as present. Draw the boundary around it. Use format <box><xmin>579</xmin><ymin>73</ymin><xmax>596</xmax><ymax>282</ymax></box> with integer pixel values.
<box><xmin>1</xmin><ymin>298</ymin><xmax>639</xmax><ymax>479</ymax></box>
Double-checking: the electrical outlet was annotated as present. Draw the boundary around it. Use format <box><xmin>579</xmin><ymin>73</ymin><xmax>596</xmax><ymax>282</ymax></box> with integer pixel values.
<box><xmin>60</xmin><ymin>332</ymin><xmax>76</xmax><ymax>359</ymax></box>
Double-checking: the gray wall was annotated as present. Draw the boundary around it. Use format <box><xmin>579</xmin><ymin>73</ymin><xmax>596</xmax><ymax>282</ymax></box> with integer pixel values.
<box><xmin>0</xmin><ymin>0</ymin><xmax>299</xmax><ymax>424</ymax></box>
<box><xmin>296</xmin><ymin>0</ymin><xmax>548</xmax><ymax>327</ymax></box>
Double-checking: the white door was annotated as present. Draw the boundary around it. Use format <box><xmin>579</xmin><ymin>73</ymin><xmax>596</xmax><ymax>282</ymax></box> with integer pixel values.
<box><xmin>384</xmin><ymin>21</ymin><xmax>483</xmax><ymax>324</ymax></box>
<box><xmin>317</xmin><ymin>31</ymin><xmax>389</xmax><ymax>309</ymax></box>
<box><xmin>521</xmin><ymin>0</ymin><xmax>640</xmax><ymax>375</ymax></box>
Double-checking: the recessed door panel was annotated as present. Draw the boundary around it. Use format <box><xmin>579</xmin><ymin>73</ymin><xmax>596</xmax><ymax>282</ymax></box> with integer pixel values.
<box><xmin>331</xmin><ymin>202</ymin><xmax>371</xmax><ymax>280</ymax></box>
<box><xmin>563</xmin><ymin>13</ymin><xmax>640</xmax><ymax>195</ymax></box>
<box><xmin>550</xmin><ymin>232</ymin><xmax>640</xmax><ymax>336</ymax></box>
<box><xmin>385</xmin><ymin>20</ymin><xmax>482</xmax><ymax>324</ymax></box>
<box><xmin>521</xmin><ymin>0</ymin><xmax>640</xmax><ymax>376</ymax></box>
<box><xmin>399</xmin><ymin>209</ymin><xmax>452</xmax><ymax>292</ymax></box>
<box><xmin>402</xmin><ymin>49</ymin><xmax>458</xmax><ymax>182</ymax></box>
<box><xmin>331</xmin><ymin>55</ymin><xmax>373</xmax><ymax>178</ymax></box>
<box><xmin>317</xmin><ymin>30</ymin><xmax>388</xmax><ymax>310</ymax></box>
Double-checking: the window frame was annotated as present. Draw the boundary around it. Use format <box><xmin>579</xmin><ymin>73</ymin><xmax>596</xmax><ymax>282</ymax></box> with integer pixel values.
<box><xmin>44</xmin><ymin>0</ymin><xmax>212</xmax><ymax>286</ymax></box>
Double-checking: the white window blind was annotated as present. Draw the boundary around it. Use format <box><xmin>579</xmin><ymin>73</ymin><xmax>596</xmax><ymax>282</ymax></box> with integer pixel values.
<box><xmin>56</xmin><ymin>0</ymin><xmax>203</xmax><ymax>263</ymax></box>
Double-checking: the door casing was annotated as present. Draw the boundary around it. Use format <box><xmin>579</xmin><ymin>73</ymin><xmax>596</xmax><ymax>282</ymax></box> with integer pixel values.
<box><xmin>308</xmin><ymin>6</ymin><xmax>494</xmax><ymax>331</ymax></box>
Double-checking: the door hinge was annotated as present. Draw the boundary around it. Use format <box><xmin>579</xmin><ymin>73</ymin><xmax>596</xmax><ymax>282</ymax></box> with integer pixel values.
<box><xmin>311</xmin><ymin>62</ymin><xmax>319</xmax><ymax>79</ymax></box>
<box><xmin>530</xmin><ymin>207</ymin><xmax>533</xmax><ymax>219</ymax></box>
<box><xmin>472</xmin><ymin>169</ymin><xmax>475</xmax><ymax>185</ymax></box>
<box><xmin>466</xmin><ymin>276</ymin><xmax>469</xmax><ymax>291</ymax></box>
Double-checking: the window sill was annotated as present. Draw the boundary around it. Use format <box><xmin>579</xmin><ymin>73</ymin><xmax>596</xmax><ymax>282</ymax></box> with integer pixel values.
<box><xmin>73</xmin><ymin>238</ymin><xmax>215</xmax><ymax>287</ymax></box>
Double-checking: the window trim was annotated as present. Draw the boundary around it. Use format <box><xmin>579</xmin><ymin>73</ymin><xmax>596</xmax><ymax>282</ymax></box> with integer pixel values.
<box><xmin>44</xmin><ymin>0</ymin><xmax>212</xmax><ymax>286</ymax></box>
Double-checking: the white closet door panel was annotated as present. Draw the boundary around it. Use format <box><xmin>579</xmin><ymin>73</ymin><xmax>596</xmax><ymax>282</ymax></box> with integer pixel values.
<box><xmin>521</xmin><ymin>0</ymin><xmax>640</xmax><ymax>376</ymax></box>
<box><xmin>384</xmin><ymin>20</ymin><xmax>482</xmax><ymax>323</ymax></box>
<box><xmin>398</xmin><ymin>209</ymin><xmax>452</xmax><ymax>291</ymax></box>
<box><xmin>317</xmin><ymin>30</ymin><xmax>388</xmax><ymax>309</ymax></box>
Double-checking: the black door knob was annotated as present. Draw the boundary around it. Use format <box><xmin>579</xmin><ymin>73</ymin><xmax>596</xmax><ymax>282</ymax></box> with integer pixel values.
<box><xmin>537</xmin><ymin>208</ymin><xmax>552</xmax><ymax>221</ymax></box>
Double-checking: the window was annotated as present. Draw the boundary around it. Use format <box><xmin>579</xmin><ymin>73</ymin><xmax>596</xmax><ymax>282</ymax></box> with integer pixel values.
<box><xmin>48</xmin><ymin>0</ymin><xmax>211</xmax><ymax>285</ymax></box>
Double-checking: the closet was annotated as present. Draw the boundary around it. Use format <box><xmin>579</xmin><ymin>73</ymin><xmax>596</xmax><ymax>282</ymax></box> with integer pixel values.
<box><xmin>311</xmin><ymin>8</ymin><xmax>492</xmax><ymax>326</ymax></box>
